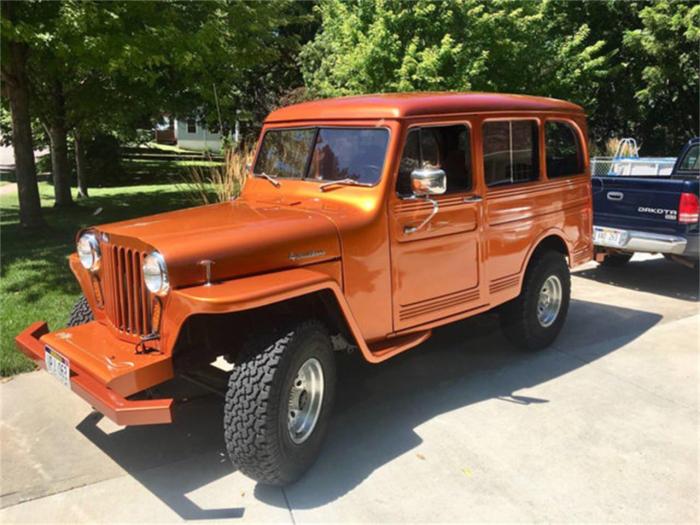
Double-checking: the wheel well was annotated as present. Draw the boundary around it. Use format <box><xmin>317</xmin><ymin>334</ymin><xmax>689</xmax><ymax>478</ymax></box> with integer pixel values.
<box><xmin>171</xmin><ymin>290</ymin><xmax>355</xmax><ymax>369</ymax></box>
<box><xmin>530</xmin><ymin>235</ymin><xmax>569</xmax><ymax>266</ymax></box>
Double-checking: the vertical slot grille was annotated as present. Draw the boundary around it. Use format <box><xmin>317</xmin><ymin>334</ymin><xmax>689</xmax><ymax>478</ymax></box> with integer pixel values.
<box><xmin>103</xmin><ymin>244</ymin><xmax>151</xmax><ymax>336</ymax></box>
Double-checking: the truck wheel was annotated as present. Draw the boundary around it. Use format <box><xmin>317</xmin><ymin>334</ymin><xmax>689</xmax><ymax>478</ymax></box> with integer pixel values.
<box><xmin>500</xmin><ymin>251</ymin><xmax>570</xmax><ymax>351</ymax></box>
<box><xmin>224</xmin><ymin>320</ymin><xmax>336</xmax><ymax>486</ymax></box>
<box><xmin>600</xmin><ymin>252</ymin><xmax>633</xmax><ymax>267</ymax></box>
<box><xmin>67</xmin><ymin>295</ymin><xmax>94</xmax><ymax>327</ymax></box>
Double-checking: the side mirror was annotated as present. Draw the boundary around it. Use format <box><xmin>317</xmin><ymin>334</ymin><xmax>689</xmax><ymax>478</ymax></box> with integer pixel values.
<box><xmin>410</xmin><ymin>168</ymin><xmax>446</xmax><ymax>197</ymax></box>
<box><xmin>404</xmin><ymin>168</ymin><xmax>446</xmax><ymax>235</ymax></box>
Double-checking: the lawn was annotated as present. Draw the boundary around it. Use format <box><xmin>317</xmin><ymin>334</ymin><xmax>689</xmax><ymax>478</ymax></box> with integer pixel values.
<box><xmin>0</xmin><ymin>182</ymin><xmax>200</xmax><ymax>376</ymax></box>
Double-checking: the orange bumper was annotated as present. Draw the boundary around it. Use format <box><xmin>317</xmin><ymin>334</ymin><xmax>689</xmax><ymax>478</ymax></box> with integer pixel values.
<box><xmin>15</xmin><ymin>321</ymin><xmax>174</xmax><ymax>426</ymax></box>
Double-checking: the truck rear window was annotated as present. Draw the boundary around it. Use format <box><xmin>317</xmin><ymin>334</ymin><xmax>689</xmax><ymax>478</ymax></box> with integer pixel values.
<box><xmin>254</xmin><ymin>127</ymin><xmax>389</xmax><ymax>184</ymax></box>
<box><xmin>678</xmin><ymin>144</ymin><xmax>699</xmax><ymax>175</ymax></box>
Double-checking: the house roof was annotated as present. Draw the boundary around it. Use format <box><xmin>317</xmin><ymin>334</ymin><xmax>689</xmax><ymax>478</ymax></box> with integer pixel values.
<box><xmin>265</xmin><ymin>92</ymin><xmax>584</xmax><ymax>123</ymax></box>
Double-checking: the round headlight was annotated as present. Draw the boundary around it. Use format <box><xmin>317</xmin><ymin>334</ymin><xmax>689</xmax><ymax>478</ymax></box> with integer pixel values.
<box><xmin>143</xmin><ymin>251</ymin><xmax>169</xmax><ymax>295</ymax></box>
<box><xmin>77</xmin><ymin>232</ymin><xmax>101</xmax><ymax>271</ymax></box>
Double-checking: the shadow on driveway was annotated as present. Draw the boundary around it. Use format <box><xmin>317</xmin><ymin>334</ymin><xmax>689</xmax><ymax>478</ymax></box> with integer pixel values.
<box><xmin>77</xmin><ymin>298</ymin><xmax>661</xmax><ymax>518</ymax></box>
<box><xmin>574</xmin><ymin>257</ymin><xmax>699</xmax><ymax>302</ymax></box>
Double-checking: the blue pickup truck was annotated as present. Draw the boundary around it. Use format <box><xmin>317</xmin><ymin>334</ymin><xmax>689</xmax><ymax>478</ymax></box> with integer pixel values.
<box><xmin>592</xmin><ymin>137</ymin><xmax>700</xmax><ymax>268</ymax></box>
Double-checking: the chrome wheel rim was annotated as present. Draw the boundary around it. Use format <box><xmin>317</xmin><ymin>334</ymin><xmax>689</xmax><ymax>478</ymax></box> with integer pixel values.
<box><xmin>287</xmin><ymin>358</ymin><xmax>324</xmax><ymax>444</ymax></box>
<box><xmin>537</xmin><ymin>275</ymin><xmax>562</xmax><ymax>328</ymax></box>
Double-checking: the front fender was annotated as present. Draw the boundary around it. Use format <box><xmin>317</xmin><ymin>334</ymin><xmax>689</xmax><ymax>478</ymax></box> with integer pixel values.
<box><xmin>161</xmin><ymin>265</ymin><xmax>376</xmax><ymax>362</ymax></box>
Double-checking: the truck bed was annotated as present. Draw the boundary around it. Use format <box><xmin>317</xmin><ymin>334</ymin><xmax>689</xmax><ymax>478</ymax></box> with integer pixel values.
<box><xmin>591</xmin><ymin>137</ymin><xmax>700</xmax><ymax>262</ymax></box>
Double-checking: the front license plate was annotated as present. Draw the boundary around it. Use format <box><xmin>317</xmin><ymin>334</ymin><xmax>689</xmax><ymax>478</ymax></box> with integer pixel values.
<box><xmin>593</xmin><ymin>226</ymin><xmax>627</xmax><ymax>248</ymax></box>
<box><xmin>45</xmin><ymin>346</ymin><xmax>70</xmax><ymax>388</ymax></box>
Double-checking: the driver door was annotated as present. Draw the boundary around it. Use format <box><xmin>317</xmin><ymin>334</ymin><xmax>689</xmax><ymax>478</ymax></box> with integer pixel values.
<box><xmin>389</xmin><ymin>123</ymin><xmax>485</xmax><ymax>331</ymax></box>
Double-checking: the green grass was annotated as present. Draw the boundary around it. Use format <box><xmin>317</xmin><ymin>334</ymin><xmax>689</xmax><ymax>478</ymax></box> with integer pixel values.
<box><xmin>143</xmin><ymin>141</ymin><xmax>195</xmax><ymax>154</ymax></box>
<box><xmin>0</xmin><ymin>182</ymin><xmax>198</xmax><ymax>376</ymax></box>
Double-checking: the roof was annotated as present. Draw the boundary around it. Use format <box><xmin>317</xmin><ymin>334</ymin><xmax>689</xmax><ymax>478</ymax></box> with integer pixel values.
<box><xmin>265</xmin><ymin>92</ymin><xmax>584</xmax><ymax>123</ymax></box>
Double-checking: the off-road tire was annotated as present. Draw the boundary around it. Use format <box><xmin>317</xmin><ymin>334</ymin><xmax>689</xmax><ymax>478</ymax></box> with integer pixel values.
<box><xmin>499</xmin><ymin>251</ymin><xmax>570</xmax><ymax>351</ymax></box>
<box><xmin>224</xmin><ymin>320</ymin><xmax>336</xmax><ymax>486</ymax></box>
<box><xmin>600</xmin><ymin>252</ymin><xmax>633</xmax><ymax>267</ymax></box>
<box><xmin>67</xmin><ymin>295</ymin><xmax>94</xmax><ymax>327</ymax></box>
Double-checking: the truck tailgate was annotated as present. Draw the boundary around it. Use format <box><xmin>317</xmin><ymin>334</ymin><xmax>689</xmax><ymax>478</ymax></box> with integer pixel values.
<box><xmin>592</xmin><ymin>176</ymin><xmax>690</xmax><ymax>235</ymax></box>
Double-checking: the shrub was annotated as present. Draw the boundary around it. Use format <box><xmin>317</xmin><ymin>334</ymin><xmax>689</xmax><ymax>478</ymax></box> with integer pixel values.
<box><xmin>182</xmin><ymin>145</ymin><xmax>253</xmax><ymax>204</ymax></box>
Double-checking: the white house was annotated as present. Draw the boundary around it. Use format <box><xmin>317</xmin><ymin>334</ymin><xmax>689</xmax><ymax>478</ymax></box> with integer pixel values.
<box><xmin>173</xmin><ymin>118</ymin><xmax>224</xmax><ymax>153</ymax></box>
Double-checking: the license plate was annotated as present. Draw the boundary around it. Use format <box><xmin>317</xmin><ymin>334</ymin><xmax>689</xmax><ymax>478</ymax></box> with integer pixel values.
<box><xmin>593</xmin><ymin>226</ymin><xmax>627</xmax><ymax>248</ymax></box>
<box><xmin>45</xmin><ymin>346</ymin><xmax>70</xmax><ymax>388</ymax></box>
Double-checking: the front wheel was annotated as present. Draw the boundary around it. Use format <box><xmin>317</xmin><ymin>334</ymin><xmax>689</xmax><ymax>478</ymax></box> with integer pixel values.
<box><xmin>500</xmin><ymin>251</ymin><xmax>571</xmax><ymax>351</ymax></box>
<box><xmin>224</xmin><ymin>320</ymin><xmax>336</xmax><ymax>486</ymax></box>
<box><xmin>67</xmin><ymin>295</ymin><xmax>94</xmax><ymax>327</ymax></box>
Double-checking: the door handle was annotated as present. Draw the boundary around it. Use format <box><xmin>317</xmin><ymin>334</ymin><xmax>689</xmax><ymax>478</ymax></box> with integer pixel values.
<box><xmin>607</xmin><ymin>191</ymin><xmax>624</xmax><ymax>201</ymax></box>
<box><xmin>463</xmin><ymin>195</ymin><xmax>483</xmax><ymax>203</ymax></box>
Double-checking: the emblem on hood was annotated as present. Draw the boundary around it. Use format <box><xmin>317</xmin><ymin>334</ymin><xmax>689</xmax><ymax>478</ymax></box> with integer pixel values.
<box><xmin>289</xmin><ymin>250</ymin><xmax>326</xmax><ymax>261</ymax></box>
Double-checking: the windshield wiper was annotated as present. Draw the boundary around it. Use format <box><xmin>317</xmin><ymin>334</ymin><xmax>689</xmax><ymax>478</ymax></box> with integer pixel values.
<box><xmin>256</xmin><ymin>172</ymin><xmax>281</xmax><ymax>188</ymax></box>
<box><xmin>319</xmin><ymin>178</ymin><xmax>372</xmax><ymax>192</ymax></box>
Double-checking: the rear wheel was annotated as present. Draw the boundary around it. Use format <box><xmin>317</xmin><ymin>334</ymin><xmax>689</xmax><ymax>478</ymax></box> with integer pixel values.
<box><xmin>67</xmin><ymin>295</ymin><xmax>94</xmax><ymax>327</ymax></box>
<box><xmin>600</xmin><ymin>252</ymin><xmax>633</xmax><ymax>267</ymax></box>
<box><xmin>224</xmin><ymin>320</ymin><xmax>336</xmax><ymax>486</ymax></box>
<box><xmin>500</xmin><ymin>251</ymin><xmax>571</xmax><ymax>351</ymax></box>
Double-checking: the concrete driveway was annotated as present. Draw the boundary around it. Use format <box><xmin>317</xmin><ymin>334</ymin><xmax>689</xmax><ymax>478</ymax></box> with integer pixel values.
<box><xmin>1</xmin><ymin>255</ymin><xmax>698</xmax><ymax>523</ymax></box>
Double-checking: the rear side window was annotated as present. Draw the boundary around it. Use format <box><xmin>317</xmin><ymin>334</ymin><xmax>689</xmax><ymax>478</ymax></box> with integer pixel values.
<box><xmin>546</xmin><ymin>121</ymin><xmax>583</xmax><ymax>178</ymax></box>
<box><xmin>483</xmin><ymin>120</ymin><xmax>539</xmax><ymax>187</ymax></box>
<box><xmin>396</xmin><ymin>125</ymin><xmax>472</xmax><ymax>196</ymax></box>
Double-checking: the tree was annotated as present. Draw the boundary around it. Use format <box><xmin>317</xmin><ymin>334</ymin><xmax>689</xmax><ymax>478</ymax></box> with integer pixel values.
<box><xmin>1</xmin><ymin>1</ymin><xmax>45</xmax><ymax>228</ymax></box>
<box><xmin>300</xmin><ymin>0</ymin><xmax>698</xmax><ymax>153</ymax></box>
<box><xmin>623</xmin><ymin>0</ymin><xmax>699</xmax><ymax>153</ymax></box>
<box><xmin>3</xmin><ymin>0</ymin><xmax>301</xmax><ymax>206</ymax></box>
<box><xmin>301</xmin><ymin>0</ymin><xmax>609</xmax><ymax>109</ymax></box>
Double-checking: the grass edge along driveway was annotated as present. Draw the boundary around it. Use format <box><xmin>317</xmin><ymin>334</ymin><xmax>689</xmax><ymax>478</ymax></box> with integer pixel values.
<box><xmin>1</xmin><ymin>183</ymin><xmax>199</xmax><ymax>376</ymax></box>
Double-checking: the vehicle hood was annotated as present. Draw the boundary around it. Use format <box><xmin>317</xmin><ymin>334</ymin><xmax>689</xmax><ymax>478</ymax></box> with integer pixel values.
<box><xmin>97</xmin><ymin>199</ymin><xmax>341</xmax><ymax>288</ymax></box>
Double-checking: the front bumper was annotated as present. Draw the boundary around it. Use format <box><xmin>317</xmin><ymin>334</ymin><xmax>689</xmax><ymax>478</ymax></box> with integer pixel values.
<box><xmin>15</xmin><ymin>321</ymin><xmax>173</xmax><ymax>426</ymax></box>
<box><xmin>593</xmin><ymin>226</ymin><xmax>688</xmax><ymax>255</ymax></box>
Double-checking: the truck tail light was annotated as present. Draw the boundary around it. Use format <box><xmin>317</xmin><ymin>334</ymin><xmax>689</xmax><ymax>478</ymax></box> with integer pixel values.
<box><xmin>678</xmin><ymin>192</ymin><xmax>699</xmax><ymax>224</ymax></box>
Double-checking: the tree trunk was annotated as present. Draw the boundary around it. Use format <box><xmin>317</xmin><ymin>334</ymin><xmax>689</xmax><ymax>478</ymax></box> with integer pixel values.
<box><xmin>74</xmin><ymin>131</ymin><xmax>88</xmax><ymax>198</ymax></box>
<box><xmin>0</xmin><ymin>40</ymin><xmax>44</xmax><ymax>228</ymax></box>
<box><xmin>47</xmin><ymin>81</ymin><xmax>73</xmax><ymax>207</ymax></box>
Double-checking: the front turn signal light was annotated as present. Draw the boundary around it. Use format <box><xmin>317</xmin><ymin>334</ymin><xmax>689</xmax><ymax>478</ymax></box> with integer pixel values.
<box><xmin>151</xmin><ymin>297</ymin><xmax>162</xmax><ymax>333</ymax></box>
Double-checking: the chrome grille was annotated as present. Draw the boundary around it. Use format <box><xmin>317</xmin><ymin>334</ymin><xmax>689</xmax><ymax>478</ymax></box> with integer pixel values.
<box><xmin>102</xmin><ymin>244</ymin><xmax>152</xmax><ymax>336</ymax></box>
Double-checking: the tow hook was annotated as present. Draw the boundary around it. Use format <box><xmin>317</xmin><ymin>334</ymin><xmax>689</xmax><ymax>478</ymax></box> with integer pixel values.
<box><xmin>136</xmin><ymin>332</ymin><xmax>160</xmax><ymax>354</ymax></box>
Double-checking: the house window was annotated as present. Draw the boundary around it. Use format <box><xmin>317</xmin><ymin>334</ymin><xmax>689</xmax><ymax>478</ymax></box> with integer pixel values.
<box><xmin>397</xmin><ymin>125</ymin><xmax>472</xmax><ymax>196</ymax></box>
<box><xmin>483</xmin><ymin>120</ymin><xmax>539</xmax><ymax>187</ymax></box>
<box><xmin>546</xmin><ymin>121</ymin><xmax>583</xmax><ymax>178</ymax></box>
<box><xmin>186</xmin><ymin>119</ymin><xmax>197</xmax><ymax>134</ymax></box>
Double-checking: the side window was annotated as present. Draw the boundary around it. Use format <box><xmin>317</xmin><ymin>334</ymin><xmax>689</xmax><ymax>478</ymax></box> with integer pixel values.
<box><xmin>546</xmin><ymin>121</ymin><xmax>583</xmax><ymax>178</ymax></box>
<box><xmin>396</xmin><ymin>125</ymin><xmax>472</xmax><ymax>196</ymax></box>
<box><xmin>186</xmin><ymin>118</ymin><xmax>197</xmax><ymax>134</ymax></box>
<box><xmin>483</xmin><ymin>120</ymin><xmax>539</xmax><ymax>187</ymax></box>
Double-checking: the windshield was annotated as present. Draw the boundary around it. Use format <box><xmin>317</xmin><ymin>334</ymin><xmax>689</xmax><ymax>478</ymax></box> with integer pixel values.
<box><xmin>254</xmin><ymin>127</ymin><xmax>390</xmax><ymax>184</ymax></box>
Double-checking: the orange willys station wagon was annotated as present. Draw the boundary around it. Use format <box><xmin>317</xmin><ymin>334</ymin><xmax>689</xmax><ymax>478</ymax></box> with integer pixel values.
<box><xmin>16</xmin><ymin>93</ymin><xmax>592</xmax><ymax>485</ymax></box>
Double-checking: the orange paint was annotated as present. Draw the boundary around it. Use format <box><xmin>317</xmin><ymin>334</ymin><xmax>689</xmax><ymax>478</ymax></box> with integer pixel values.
<box><xmin>16</xmin><ymin>93</ymin><xmax>592</xmax><ymax>426</ymax></box>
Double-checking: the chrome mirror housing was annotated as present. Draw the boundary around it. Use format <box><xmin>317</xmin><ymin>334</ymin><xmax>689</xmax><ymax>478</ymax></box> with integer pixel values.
<box><xmin>410</xmin><ymin>167</ymin><xmax>447</xmax><ymax>197</ymax></box>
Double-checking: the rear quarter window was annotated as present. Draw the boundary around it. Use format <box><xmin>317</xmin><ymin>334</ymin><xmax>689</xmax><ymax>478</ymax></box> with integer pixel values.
<box><xmin>545</xmin><ymin>121</ymin><xmax>583</xmax><ymax>178</ymax></box>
